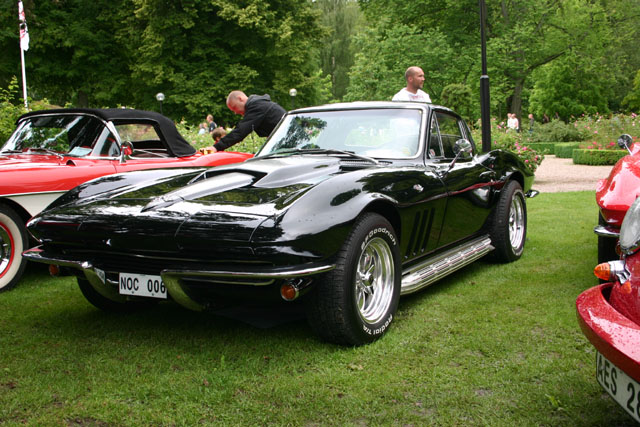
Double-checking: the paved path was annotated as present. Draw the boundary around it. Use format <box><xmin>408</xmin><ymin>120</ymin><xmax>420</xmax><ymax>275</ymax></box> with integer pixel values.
<box><xmin>533</xmin><ymin>155</ymin><xmax>613</xmax><ymax>193</ymax></box>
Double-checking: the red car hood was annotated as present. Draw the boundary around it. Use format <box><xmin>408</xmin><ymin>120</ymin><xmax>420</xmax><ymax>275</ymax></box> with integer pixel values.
<box><xmin>0</xmin><ymin>153</ymin><xmax>117</xmax><ymax>196</ymax></box>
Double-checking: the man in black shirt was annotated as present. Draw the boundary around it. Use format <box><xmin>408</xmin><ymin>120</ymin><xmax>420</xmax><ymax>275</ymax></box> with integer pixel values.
<box><xmin>212</xmin><ymin>91</ymin><xmax>286</xmax><ymax>152</ymax></box>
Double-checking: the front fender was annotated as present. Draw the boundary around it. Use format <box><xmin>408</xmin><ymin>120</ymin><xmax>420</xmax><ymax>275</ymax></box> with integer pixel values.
<box><xmin>251</xmin><ymin>169</ymin><xmax>400</xmax><ymax>259</ymax></box>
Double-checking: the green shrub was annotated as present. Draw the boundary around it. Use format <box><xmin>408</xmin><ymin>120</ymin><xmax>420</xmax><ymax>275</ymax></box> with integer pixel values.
<box><xmin>528</xmin><ymin>120</ymin><xmax>588</xmax><ymax>143</ymax></box>
<box><xmin>554</xmin><ymin>142</ymin><xmax>581</xmax><ymax>158</ymax></box>
<box><xmin>525</xmin><ymin>142</ymin><xmax>555</xmax><ymax>154</ymax></box>
<box><xmin>177</xmin><ymin>122</ymin><xmax>265</xmax><ymax>154</ymax></box>
<box><xmin>0</xmin><ymin>77</ymin><xmax>27</xmax><ymax>143</ymax></box>
<box><xmin>572</xmin><ymin>149</ymin><xmax>627</xmax><ymax>165</ymax></box>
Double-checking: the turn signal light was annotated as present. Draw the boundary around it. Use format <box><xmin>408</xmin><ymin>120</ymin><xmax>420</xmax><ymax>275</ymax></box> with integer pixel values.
<box><xmin>280</xmin><ymin>283</ymin><xmax>298</xmax><ymax>301</ymax></box>
<box><xmin>594</xmin><ymin>263</ymin><xmax>613</xmax><ymax>281</ymax></box>
<box><xmin>48</xmin><ymin>264</ymin><xmax>60</xmax><ymax>277</ymax></box>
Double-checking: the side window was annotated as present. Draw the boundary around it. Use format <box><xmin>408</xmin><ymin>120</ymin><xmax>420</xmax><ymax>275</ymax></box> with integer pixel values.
<box><xmin>428</xmin><ymin>115</ymin><xmax>443</xmax><ymax>158</ymax></box>
<box><xmin>434</xmin><ymin>112</ymin><xmax>464</xmax><ymax>159</ymax></box>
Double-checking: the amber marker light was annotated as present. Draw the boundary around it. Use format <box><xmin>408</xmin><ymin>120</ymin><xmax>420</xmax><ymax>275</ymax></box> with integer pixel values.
<box><xmin>593</xmin><ymin>262</ymin><xmax>613</xmax><ymax>281</ymax></box>
<box><xmin>48</xmin><ymin>264</ymin><xmax>60</xmax><ymax>277</ymax></box>
<box><xmin>280</xmin><ymin>283</ymin><xmax>298</xmax><ymax>301</ymax></box>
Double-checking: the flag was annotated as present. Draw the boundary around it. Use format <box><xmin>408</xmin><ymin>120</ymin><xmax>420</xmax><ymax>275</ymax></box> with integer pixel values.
<box><xmin>18</xmin><ymin>1</ymin><xmax>29</xmax><ymax>51</ymax></box>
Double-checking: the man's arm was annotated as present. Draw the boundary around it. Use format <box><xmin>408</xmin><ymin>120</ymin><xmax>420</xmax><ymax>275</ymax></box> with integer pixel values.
<box><xmin>213</xmin><ymin>103</ymin><xmax>266</xmax><ymax>151</ymax></box>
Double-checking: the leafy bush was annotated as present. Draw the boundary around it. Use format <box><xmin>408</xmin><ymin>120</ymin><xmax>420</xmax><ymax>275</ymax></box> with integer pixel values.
<box><xmin>525</xmin><ymin>142</ymin><xmax>555</xmax><ymax>154</ymax></box>
<box><xmin>554</xmin><ymin>143</ymin><xmax>581</xmax><ymax>158</ymax></box>
<box><xmin>177</xmin><ymin>122</ymin><xmax>265</xmax><ymax>154</ymax></box>
<box><xmin>528</xmin><ymin>120</ymin><xmax>588</xmax><ymax>142</ymax></box>
<box><xmin>471</xmin><ymin>118</ymin><xmax>544</xmax><ymax>172</ymax></box>
<box><xmin>0</xmin><ymin>77</ymin><xmax>28</xmax><ymax>143</ymax></box>
<box><xmin>572</xmin><ymin>149</ymin><xmax>627</xmax><ymax>165</ymax></box>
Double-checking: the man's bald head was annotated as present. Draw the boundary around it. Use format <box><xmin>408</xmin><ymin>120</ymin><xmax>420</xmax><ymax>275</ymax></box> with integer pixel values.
<box><xmin>404</xmin><ymin>66</ymin><xmax>425</xmax><ymax>93</ymax></box>
<box><xmin>226</xmin><ymin>91</ymin><xmax>249</xmax><ymax>115</ymax></box>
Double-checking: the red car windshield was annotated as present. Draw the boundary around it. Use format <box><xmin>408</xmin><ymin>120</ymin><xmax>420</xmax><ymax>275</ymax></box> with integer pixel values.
<box><xmin>1</xmin><ymin>114</ymin><xmax>119</xmax><ymax>157</ymax></box>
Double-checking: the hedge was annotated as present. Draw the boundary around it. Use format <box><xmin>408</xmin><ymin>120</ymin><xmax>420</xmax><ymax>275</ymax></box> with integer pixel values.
<box><xmin>554</xmin><ymin>142</ymin><xmax>582</xmax><ymax>158</ymax></box>
<box><xmin>525</xmin><ymin>142</ymin><xmax>556</xmax><ymax>154</ymax></box>
<box><xmin>572</xmin><ymin>149</ymin><xmax>627</xmax><ymax>165</ymax></box>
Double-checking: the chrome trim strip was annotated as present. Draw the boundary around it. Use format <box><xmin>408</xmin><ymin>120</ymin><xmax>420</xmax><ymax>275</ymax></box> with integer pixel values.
<box><xmin>594</xmin><ymin>225</ymin><xmax>620</xmax><ymax>238</ymax></box>
<box><xmin>161</xmin><ymin>263</ymin><xmax>335</xmax><ymax>281</ymax></box>
<box><xmin>525</xmin><ymin>190</ymin><xmax>539</xmax><ymax>198</ymax></box>
<box><xmin>22</xmin><ymin>248</ymin><xmax>127</xmax><ymax>303</ymax></box>
<box><xmin>401</xmin><ymin>236</ymin><xmax>494</xmax><ymax>295</ymax></box>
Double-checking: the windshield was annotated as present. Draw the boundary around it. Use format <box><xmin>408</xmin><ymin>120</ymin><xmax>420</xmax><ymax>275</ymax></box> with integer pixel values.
<box><xmin>258</xmin><ymin>108</ymin><xmax>423</xmax><ymax>159</ymax></box>
<box><xmin>0</xmin><ymin>114</ymin><xmax>120</xmax><ymax>157</ymax></box>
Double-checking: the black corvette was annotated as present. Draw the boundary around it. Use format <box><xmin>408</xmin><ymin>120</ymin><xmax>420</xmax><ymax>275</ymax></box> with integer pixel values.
<box><xmin>25</xmin><ymin>101</ymin><xmax>536</xmax><ymax>345</ymax></box>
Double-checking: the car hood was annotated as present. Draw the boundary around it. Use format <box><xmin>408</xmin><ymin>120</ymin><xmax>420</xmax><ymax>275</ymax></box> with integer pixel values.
<box><xmin>0</xmin><ymin>153</ymin><xmax>114</xmax><ymax>195</ymax></box>
<box><xmin>29</xmin><ymin>156</ymin><xmax>348</xmax><ymax>252</ymax></box>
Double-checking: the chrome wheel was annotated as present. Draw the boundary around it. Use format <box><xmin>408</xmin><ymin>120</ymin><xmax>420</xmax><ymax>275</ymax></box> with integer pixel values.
<box><xmin>355</xmin><ymin>236</ymin><xmax>395</xmax><ymax>324</ymax></box>
<box><xmin>508</xmin><ymin>193</ymin><xmax>526</xmax><ymax>253</ymax></box>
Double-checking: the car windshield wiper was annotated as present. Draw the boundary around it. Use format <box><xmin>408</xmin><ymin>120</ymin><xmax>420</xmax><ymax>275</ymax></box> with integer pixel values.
<box><xmin>258</xmin><ymin>148</ymin><xmax>379</xmax><ymax>164</ymax></box>
<box><xmin>0</xmin><ymin>149</ymin><xmax>23</xmax><ymax>154</ymax></box>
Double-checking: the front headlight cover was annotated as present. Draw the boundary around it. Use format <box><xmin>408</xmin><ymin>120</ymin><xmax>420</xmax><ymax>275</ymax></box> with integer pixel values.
<box><xmin>619</xmin><ymin>196</ymin><xmax>640</xmax><ymax>255</ymax></box>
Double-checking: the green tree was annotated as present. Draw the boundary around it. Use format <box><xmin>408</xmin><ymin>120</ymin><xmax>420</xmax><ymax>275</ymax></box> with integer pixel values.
<box><xmin>622</xmin><ymin>69</ymin><xmax>640</xmax><ymax>112</ymax></box>
<box><xmin>0</xmin><ymin>0</ymin><xmax>330</xmax><ymax>124</ymax></box>
<box><xmin>529</xmin><ymin>52</ymin><xmax>611</xmax><ymax>120</ymax></box>
<box><xmin>314</xmin><ymin>0</ymin><xmax>363</xmax><ymax>101</ymax></box>
<box><xmin>348</xmin><ymin>0</ymin><xmax>639</xmax><ymax>120</ymax></box>
<box><xmin>440</xmin><ymin>83</ymin><xmax>473</xmax><ymax>121</ymax></box>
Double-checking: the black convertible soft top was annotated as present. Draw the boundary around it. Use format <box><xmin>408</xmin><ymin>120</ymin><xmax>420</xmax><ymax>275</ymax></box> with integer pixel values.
<box><xmin>18</xmin><ymin>108</ymin><xmax>196</xmax><ymax>157</ymax></box>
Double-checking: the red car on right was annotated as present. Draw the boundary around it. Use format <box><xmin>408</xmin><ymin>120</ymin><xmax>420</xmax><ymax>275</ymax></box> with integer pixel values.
<box><xmin>595</xmin><ymin>134</ymin><xmax>640</xmax><ymax>263</ymax></box>
<box><xmin>578</xmin><ymin>196</ymin><xmax>640</xmax><ymax>424</ymax></box>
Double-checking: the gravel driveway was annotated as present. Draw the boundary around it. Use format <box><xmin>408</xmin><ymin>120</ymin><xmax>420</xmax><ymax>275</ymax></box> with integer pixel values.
<box><xmin>533</xmin><ymin>155</ymin><xmax>613</xmax><ymax>193</ymax></box>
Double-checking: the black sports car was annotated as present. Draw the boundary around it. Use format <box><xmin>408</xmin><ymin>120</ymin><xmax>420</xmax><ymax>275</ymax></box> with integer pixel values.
<box><xmin>25</xmin><ymin>101</ymin><xmax>537</xmax><ymax>345</ymax></box>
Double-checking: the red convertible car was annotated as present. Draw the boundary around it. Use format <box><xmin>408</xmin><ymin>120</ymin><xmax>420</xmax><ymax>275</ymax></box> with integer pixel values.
<box><xmin>0</xmin><ymin>108</ymin><xmax>252</xmax><ymax>291</ymax></box>
<box><xmin>577</xmin><ymin>196</ymin><xmax>640</xmax><ymax>423</ymax></box>
<box><xmin>595</xmin><ymin>134</ymin><xmax>640</xmax><ymax>263</ymax></box>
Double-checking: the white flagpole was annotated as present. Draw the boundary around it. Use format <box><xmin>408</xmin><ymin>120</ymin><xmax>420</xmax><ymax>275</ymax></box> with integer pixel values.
<box><xmin>18</xmin><ymin>1</ymin><xmax>28</xmax><ymax>109</ymax></box>
<box><xmin>20</xmin><ymin>43</ymin><xmax>28</xmax><ymax>109</ymax></box>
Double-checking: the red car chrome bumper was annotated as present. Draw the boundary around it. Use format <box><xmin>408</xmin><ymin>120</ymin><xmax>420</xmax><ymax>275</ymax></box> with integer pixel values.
<box><xmin>576</xmin><ymin>283</ymin><xmax>640</xmax><ymax>383</ymax></box>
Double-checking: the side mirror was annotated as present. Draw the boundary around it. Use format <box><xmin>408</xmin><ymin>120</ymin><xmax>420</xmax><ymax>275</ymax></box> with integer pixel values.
<box><xmin>119</xmin><ymin>140</ymin><xmax>133</xmax><ymax>163</ymax></box>
<box><xmin>618</xmin><ymin>134</ymin><xmax>633</xmax><ymax>154</ymax></box>
<box><xmin>453</xmin><ymin>139</ymin><xmax>473</xmax><ymax>156</ymax></box>
<box><xmin>442</xmin><ymin>139</ymin><xmax>474</xmax><ymax>177</ymax></box>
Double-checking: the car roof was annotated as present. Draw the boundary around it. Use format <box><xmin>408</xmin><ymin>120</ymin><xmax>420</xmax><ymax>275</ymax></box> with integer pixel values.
<box><xmin>17</xmin><ymin>108</ymin><xmax>196</xmax><ymax>157</ymax></box>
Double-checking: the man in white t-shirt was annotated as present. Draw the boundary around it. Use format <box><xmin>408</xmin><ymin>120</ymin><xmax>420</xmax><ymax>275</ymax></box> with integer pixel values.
<box><xmin>392</xmin><ymin>66</ymin><xmax>432</xmax><ymax>103</ymax></box>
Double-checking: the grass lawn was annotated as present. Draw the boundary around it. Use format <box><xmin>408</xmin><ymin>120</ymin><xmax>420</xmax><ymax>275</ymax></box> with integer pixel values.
<box><xmin>0</xmin><ymin>191</ymin><xmax>636</xmax><ymax>425</ymax></box>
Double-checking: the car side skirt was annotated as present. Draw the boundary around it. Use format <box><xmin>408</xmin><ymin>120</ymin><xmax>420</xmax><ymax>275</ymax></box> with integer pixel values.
<box><xmin>401</xmin><ymin>235</ymin><xmax>494</xmax><ymax>295</ymax></box>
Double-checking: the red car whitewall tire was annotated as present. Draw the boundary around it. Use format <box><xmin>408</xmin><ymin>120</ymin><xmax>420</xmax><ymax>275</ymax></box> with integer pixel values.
<box><xmin>0</xmin><ymin>204</ymin><xmax>28</xmax><ymax>292</ymax></box>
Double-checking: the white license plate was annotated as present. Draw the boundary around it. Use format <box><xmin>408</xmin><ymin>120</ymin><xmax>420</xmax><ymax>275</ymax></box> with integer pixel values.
<box><xmin>119</xmin><ymin>273</ymin><xmax>167</xmax><ymax>299</ymax></box>
<box><xmin>597</xmin><ymin>351</ymin><xmax>640</xmax><ymax>423</ymax></box>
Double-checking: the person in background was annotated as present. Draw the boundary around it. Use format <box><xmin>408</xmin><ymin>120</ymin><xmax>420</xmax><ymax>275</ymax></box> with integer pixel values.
<box><xmin>211</xmin><ymin>127</ymin><xmax>226</xmax><ymax>143</ymax></box>
<box><xmin>528</xmin><ymin>113</ymin><xmax>534</xmax><ymax>134</ymax></box>
<box><xmin>507</xmin><ymin>113</ymin><xmax>519</xmax><ymax>132</ymax></box>
<box><xmin>198</xmin><ymin>122</ymin><xmax>207</xmax><ymax>135</ymax></box>
<box><xmin>392</xmin><ymin>66</ymin><xmax>431</xmax><ymax>103</ymax></box>
<box><xmin>210</xmin><ymin>91</ymin><xmax>286</xmax><ymax>152</ymax></box>
<box><xmin>206</xmin><ymin>114</ymin><xmax>217</xmax><ymax>133</ymax></box>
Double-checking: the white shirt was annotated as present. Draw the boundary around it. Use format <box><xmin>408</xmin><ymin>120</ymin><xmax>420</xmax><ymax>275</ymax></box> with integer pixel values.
<box><xmin>392</xmin><ymin>88</ymin><xmax>431</xmax><ymax>103</ymax></box>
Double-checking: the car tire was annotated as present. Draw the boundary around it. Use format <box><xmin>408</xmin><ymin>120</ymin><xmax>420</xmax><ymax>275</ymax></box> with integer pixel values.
<box><xmin>489</xmin><ymin>180</ymin><xmax>527</xmax><ymax>263</ymax></box>
<box><xmin>77</xmin><ymin>278</ymin><xmax>156</xmax><ymax>312</ymax></box>
<box><xmin>0</xmin><ymin>204</ymin><xmax>28</xmax><ymax>292</ymax></box>
<box><xmin>305</xmin><ymin>213</ymin><xmax>401</xmax><ymax>345</ymax></box>
<box><xmin>597</xmin><ymin>213</ymin><xmax>618</xmax><ymax>264</ymax></box>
